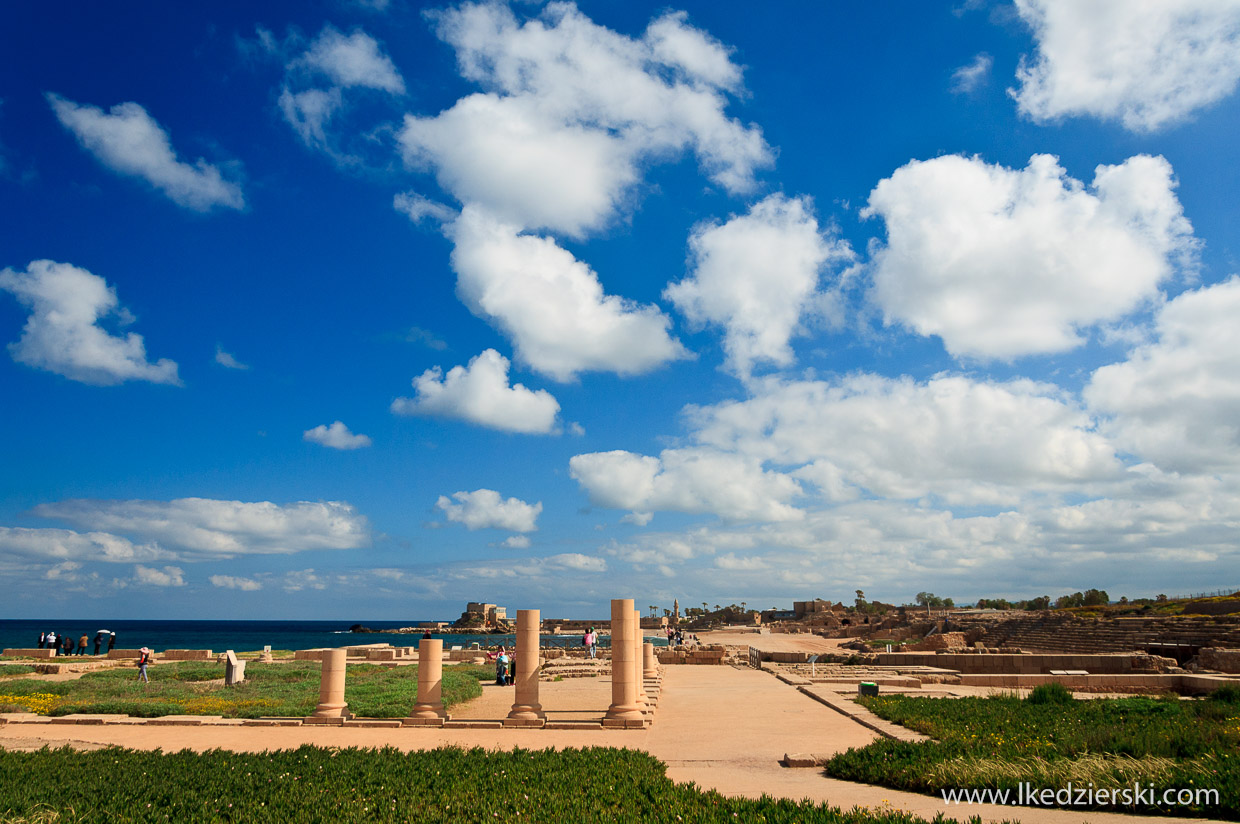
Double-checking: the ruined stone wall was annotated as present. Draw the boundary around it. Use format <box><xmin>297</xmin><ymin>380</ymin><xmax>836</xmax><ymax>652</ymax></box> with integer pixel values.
<box><xmin>1197</xmin><ymin>647</ymin><xmax>1240</xmax><ymax>673</ymax></box>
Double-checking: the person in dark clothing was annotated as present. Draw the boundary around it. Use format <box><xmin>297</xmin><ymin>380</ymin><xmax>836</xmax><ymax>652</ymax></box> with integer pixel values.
<box><xmin>37</xmin><ymin>632</ymin><xmax>46</xmax><ymax>649</ymax></box>
<box><xmin>93</xmin><ymin>633</ymin><xmax>103</xmax><ymax>655</ymax></box>
<box><xmin>107</xmin><ymin>632</ymin><xmax>117</xmax><ymax>651</ymax></box>
<box><xmin>61</xmin><ymin>635</ymin><xmax>74</xmax><ymax>657</ymax></box>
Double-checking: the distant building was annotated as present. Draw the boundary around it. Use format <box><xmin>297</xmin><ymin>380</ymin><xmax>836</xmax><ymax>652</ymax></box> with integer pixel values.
<box><xmin>793</xmin><ymin>599</ymin><xmax>835</xmax><ymax>618</ymax></box>
<box><xmin>464</xmin><ymin>602</ymin><xmax>507</xmax><ymax>624</ymax></box>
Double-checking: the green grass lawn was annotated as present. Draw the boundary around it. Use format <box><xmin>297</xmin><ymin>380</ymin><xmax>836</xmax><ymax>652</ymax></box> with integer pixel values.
<box><xmin>0</xmin><ymin>745</ymin><xmax>988</xmax><ymax>824</ymax></box>
<box><xmin>823</xmin><ymin>685</ymin><xmax>1240</xmax><ymax>818</ymax></box>
<box><xmin>0</xmin><ymin>662</ymin><xmax>494</xmax><ymax>718</ymax></box>
<box><xmin>0</xmin><ymin>666</ymin><xmax>38</xmax><ymax>679</ymax></box>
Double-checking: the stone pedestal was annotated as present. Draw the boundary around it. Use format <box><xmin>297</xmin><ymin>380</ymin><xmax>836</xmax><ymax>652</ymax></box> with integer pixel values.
<box><xmin>408</xmin><ymin>639</ymin><xmax>447</xmax><ymax>722</ymax></box>
<box><xmin>604</xmin><ymin>598</ymin><xmax>643</xmax><ymax>724</ymax></box>
<box><xmin>312</xmin><ymin>648</ymin><xmax>349</xmax><ymax>718</ymax></box>
<box><xmin>643</xmin><ymin>641</ymin><xmax>658</xmax><ymax>680</ymax></box>
<box><xmin>506</xmin><ymin>609</ymin><xmax>545</xmax><ymax>725</ymax></box>
<box><xmin>224</xmin><ymin>650</ymin><xmax>246</xmax><ymax>685</ymax></box>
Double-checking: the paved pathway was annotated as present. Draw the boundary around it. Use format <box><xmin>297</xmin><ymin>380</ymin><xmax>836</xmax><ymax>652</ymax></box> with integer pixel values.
<box><xmin>1</xmin><ymin>665</ymin><xmax>1230</xmax><ymax>824</ymax></box>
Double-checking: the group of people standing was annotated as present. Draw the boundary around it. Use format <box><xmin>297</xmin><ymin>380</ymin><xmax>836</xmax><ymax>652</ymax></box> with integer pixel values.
<box><xmin>665</xmin><ymin>628</ymin><xmax>695</xmax><ymax>645</ymax></box>
<box><xmin>36</xmin><ymin>630</ymin><xmax>116</xmax><ymax>656</ymax></box>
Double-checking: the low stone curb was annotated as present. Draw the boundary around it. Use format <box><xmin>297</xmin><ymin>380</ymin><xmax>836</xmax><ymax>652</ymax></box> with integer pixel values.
<box><xmin>795</xmin><ymin>687</ymin><xmax>931</xmax><ymax>743</ymax></box>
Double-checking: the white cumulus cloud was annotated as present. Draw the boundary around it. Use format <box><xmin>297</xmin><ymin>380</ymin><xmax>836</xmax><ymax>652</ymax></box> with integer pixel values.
<box><xmin>279</xmin><ymin>26</ymin><xmax>404</xmax><ymax>155</ymax></box>
<box><xmin>1011</xmin><ymin>0</ymin><xmax>1240</xmax><ymax>131</ymax></box>
<box><xmin>436</xmin><ymin>489</ymin><xmax>541</xmax><ymax>532</ymax></box>
<box><xmin>209</xmin><ymin>574</ymin><xmax>263</xmax><ymax>591</ymax></box>
<box><xmin>399</xmin><ymin>2</ymin><xmax>770</xmax><ymax>236</ymax></box>
<box><xmin>569</xmin><ymin>447</ymin><xmax>804</xmax><ymax>523</ymax></box>
<box><xmin>0</xmin><ymin>260</ymin><xmax>180</xmax><ymax>386</ymax></box>
<box><xmin>31</xmin><ymin>498</ymin><xmax>370</xmax><ymax>559</ymax></box>
<box><xmin>666</xmin><ymin>194</ymin><xmax>851</xmax><ymax>377</ymax></box>
<box><xmin>0</xmin><ymin>527</ymin><xmax>169</xmax><ymax>563</ymax></box>
<box><xmin>447</xmin><ymin>207</ymin><xmax>688</xmax><ymax>381</ymax></box>
<box><xmin>47</xmin><ymin>94</ymin><xmax>244</xmax><ymax>211</ymax></box>
<box><xmin>303</xmin><ymin>421</ymin><xmax>373</xmax><ymax>450</ymax></box>
<box><xmin>134</xmin><ymin>565</ymin><xmax>185</xmax><ymax>587</ymax></box>
<box><xmin>214</xmin><ymin>345</ymin><xmax>249</xmax><ymax>370</ymax></box>
<box><xmin>297</xmin><ymin>26</ymin><xmax>405</xmax><ymax>93</ymax></box>
<box><xmin>952</xmin><ymin>52</ymin><xmax>993</xmax><ymax>94</ymax></box>
<box><xmin>1087</xmin><ymin>277</ymin><xmax>1240</xmax><ymax>473</ymax></box>
<box><xmin>391</xmin><ymin>348</ymin><xmax>560</xmax><ymax>434</ymax></box>
<box><xmin>688</xmin><ymin>374</ymin><xmax>1124</xmax><ymax>506</ymax></box>
<box><xmin>863</xmin><ymin>153</ymin><xmax>1196</xmax><ymax>360</ymax></box>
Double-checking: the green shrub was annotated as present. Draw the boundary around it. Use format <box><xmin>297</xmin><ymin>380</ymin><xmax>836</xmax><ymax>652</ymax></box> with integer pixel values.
<box><xmin>1025</xmin><ymin>681</ymin><xmax>1074</xmax><ymax>704</ymax></box>
<box><xmin>827</xmin><ymin>693</ymin><xmax>1240</xmax><ymax>817</ymax></box>
<box><xmin>1209</xmin><ymin>683</ymin><xmax>1240</xmax><ymax>704</ymax></box>
<box><xmin>0</xmin><ymin>745</ymin><xmax>976</xmax><ymax>824</ymax></box>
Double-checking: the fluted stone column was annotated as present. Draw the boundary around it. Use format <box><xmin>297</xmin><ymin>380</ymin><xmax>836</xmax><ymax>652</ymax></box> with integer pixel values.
<box><xmin>633</xmin><ymin>608</ymin><xmax>648</xmax><ymax>708</ymax></box>
<box><xmin>643</xmin><ymin>641</ymin><xmax>658</xmax><ymax>680</ymax></box>
<box><xmin>604</xmin><ymin>598</ymin><xmax>642</xmax><ymax>724</ymax></box>
<box><xmin>506</xmin><ymin>609</ymin><xmax>546</xmax><ymax>725</ymax></box>
<box><xmin>312</xmin><ymin>648</ymin><xmax>348</xmax><ymax>718</ymax></box>
<box><xmin>408</xmin><ymin>639</ymin><xmax>447</xmax><ymax>722</ymax></box>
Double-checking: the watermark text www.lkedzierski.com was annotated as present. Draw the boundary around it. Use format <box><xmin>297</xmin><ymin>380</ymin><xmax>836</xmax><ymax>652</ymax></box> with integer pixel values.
<box><xmin>941</xmin><ymin>783</ymin><xmax>1219</xmax><ymax>808</ymax></box>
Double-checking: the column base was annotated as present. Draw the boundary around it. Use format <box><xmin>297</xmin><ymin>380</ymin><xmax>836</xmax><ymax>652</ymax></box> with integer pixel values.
<box><xmin>402</xmin><ymin>716</ymin><xmax>448</xmax><ymax>727</ymax></box>
<box><xmin>502</xmin><ymin>717</ymin><xmax>546</xmax><ymax>728</ymax></box>
<box><xmin>506</xmin><ymin>705</ymin><xmax>545</xmax><ymax>721</ymax></box>
<box><xmin>408</xmin><ymin>705</ymin><xmax>448</xmax><ymax>720</ymax></box>
<box><xmin>310</xmin><ymin>704</ymin><xmax>351</xmax><ymax>719</ymax></box>
<box><xmin>602</xmin><ymin>717</ymin><xmax>648</xmax><ymax>729</ymax></box>
<box><xmin>603</xmin><ymin>705</ymin><xmax>644</xmax><ymax>722</ymax></box>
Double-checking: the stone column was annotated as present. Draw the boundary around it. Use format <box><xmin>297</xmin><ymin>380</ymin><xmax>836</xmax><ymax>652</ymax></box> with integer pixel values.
<box><xmin>312</xmin><ymin>648</ymin><xmax>348</xmax><ymax>718</ymax></box>
<box><xmin>506</xmin><ymin>609</ymin><xmax>545</xmax><ymax>725</ymax></box>
<box><xmin>604</xmin><ymin>598</ymin><xmax>643</xmax><ymax>724</ymax></box>
<box><xmin>633</xmin><ymin>608</ymin><xmax>648</xmax><ymax>708</ymax></box>
<box><xmin>643</xmin><ymin>641</ymin><xmax>658</xmax><ymax>679</ymax></box>
<box><xmin>408</xmin><ymin>639</ymin><xmax>447</xmax><ymax>722</ymax></box>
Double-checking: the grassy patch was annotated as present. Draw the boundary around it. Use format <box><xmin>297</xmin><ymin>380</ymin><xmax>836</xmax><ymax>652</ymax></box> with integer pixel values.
<box><xmin>0</xmin><ymin>662</ymin><xmax>483</xmax><ymax>718</ymax></box>
<box><xmin>0</xmin><ymin>665</ymin><xmax>38</xmax><ymax>679</ymax></box>
<box><xmin>0</xmin><ymin>745</ymin><xmax>983</xmax><ymax>824</ymax></box>
<box><xmin>823</xmin><ymin>691</ymin><xmax>1240</xmax><ymax>818</ymax></box>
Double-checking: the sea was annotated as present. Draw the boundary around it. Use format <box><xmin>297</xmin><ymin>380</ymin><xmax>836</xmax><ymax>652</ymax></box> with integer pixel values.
<box><xmin>0</xmin><ymin>619</ymin><xmax>666</xmax><ymax>654</ymax></box>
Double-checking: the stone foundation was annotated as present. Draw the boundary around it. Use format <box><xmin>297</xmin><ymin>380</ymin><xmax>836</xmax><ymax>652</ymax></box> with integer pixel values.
<box><xmin>2</xmin><ymin>649</ymin><xmax>59</xmax><ymax>659</ymax></box>
<box><xmin>1197</xmin><ymin>647</ymin><xmax>1240</xmax><ymax>673</ymax></box>
<box><xmin>657</xmin><ymin>644</ymin><xmax>727</xmax><ymax>665</ymax></box>
<box><xmin>162</xmin><ymin>649</ymin><xmax>214</xmax><ymax>660</ymax></box>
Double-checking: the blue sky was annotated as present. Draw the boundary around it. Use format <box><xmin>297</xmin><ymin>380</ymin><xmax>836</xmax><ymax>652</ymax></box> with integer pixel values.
<box><xmin>3</xmin><ymin>1</ymin><xmax>1240</xmax><ymax>620</ymax></box>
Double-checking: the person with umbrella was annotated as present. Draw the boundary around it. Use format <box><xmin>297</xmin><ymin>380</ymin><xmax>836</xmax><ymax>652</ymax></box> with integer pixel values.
<box><xmin>93</xmin><ymin>630</ymin><xmax>106</xmax><ymax>655</ymax></box>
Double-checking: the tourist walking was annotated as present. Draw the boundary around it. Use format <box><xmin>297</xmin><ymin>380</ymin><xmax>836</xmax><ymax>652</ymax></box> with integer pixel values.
<box><xmin>107</xmin><ymin>631</ymin><xmax>117</xmax><ymax>652</ymax></box>
<box><xmin>137</xmin><ymin>647</ymin><xmax>151</xmax><ymax>683</ymax></box>
<box><xmin>76</xmin><ymin>633</ymin><xmax>88</xmax><ymax>656</ymax></box>
<box><xmin>584</xmin><ymin>626</ymin><xmax>597</xmax><ymax>659</ymax></box>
